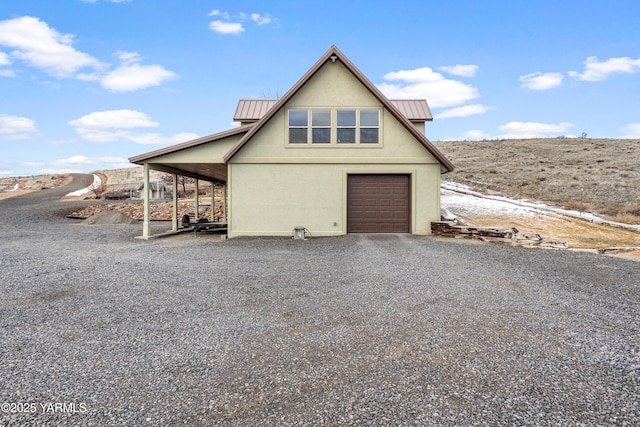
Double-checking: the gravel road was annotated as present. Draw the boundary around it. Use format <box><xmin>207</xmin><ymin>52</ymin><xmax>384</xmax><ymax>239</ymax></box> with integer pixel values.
<box><xmin>1</xmin><ymin>179</ymin><xmax>639</xmax><ymax>426</ymax></box>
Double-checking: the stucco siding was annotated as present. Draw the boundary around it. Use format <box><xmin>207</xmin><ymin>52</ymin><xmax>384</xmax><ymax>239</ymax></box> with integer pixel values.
<box><xmin>227</xmin><ymin>162</ymin><xmax>441</xmax><ymax>237</ymax></box>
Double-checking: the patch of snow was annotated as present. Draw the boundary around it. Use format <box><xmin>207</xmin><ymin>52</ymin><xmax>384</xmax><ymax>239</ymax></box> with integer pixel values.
<box><xmin>7</xmin><ymin>183</ymin><xmax>19</xmax><ymax>192</ymax></box>
<box><xmin>442</xmin><ymin>191</ymin><xmax>539</xmax><ymax>217</ymax></box>
<box><xmin>441</xmin><ymin>181</ymin><xmax>640</xmax><ymax>232</ymax></box>
<box><xmin>66</xmin><ymin>175</ymin><xmax>101</xmax><ymax>197</ymax></box>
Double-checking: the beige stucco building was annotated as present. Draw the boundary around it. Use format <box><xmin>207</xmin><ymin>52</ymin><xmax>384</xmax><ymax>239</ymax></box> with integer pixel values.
<box><xmin>129</xmin><ymin>45</ymin><xmax>454</xmax><ymax>239</ymax></box>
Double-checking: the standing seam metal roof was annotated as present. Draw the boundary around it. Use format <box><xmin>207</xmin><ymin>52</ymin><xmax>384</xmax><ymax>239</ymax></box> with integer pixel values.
<box><xmin>233</xmin><ymin>99</ymin><xmax>432</xmax><ymax>122</ymax></box>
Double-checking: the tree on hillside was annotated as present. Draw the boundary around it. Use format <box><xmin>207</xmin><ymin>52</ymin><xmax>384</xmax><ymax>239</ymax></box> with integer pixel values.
<box><xmin>160</xmin><ymin>173</ymin><xmax>194</xmax><ymax>196</ymax></box>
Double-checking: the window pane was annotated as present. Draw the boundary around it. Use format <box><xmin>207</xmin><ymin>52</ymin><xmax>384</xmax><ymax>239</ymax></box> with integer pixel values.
<box><xmin>337</xmin><ymin>128</ymin><xmax>355</xmax><ymax>143</ymax></box>
<box><xmin>312</xmin><ymin>110</ymin><xmax>331</xmax><ymax>126</ymax></box>
<box><xmin>337</xmin><ymin>110</ymin><xmax>356</xmax><ymax>127</ymax></box>
<box><xmin>289</xmin><ymin>110</ymin><xmax>307</xmax><ymax>126</ymax></box>
<box><xmin>360</xmin><ymin>110</ymin><xmax>379</xmax><ymax>127</ymax></box>
<box><xmin>289</xmin><ymin>128</ymin><xmax>307</xmax><ymax>143</ymax></box>
<box><xmin>312</xmin><ymin>128</ymin><xmax>330</xmax><ymax>143</ymax></box>
<box><xmin>360</xmin><ymin>128</ymin><xmax>378</xmax><ymax>144</ymax></box>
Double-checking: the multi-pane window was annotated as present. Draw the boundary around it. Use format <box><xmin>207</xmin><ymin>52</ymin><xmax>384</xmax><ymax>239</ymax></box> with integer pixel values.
<box><xmin>360</xmin><ymin>110</ymin><xmax>379</xmax><ymax>144</ymax></box>
<box><xmin>312</xmin><ymin>110</ymin><xmax>331</xmax><ymax>143</ymax></box>
<box><xmin>288</xmin><ymin>108</ymin><xmax>380</xmax><ymax>145</ymax></box>
<box><xmin>288</xmin><ymin>110</ymin><xmax>308</xmax><ymax>144</ymax></box>
<box><xmin>337</xmin><ymin>110</ymin><xmax>356</xmax><ymax>144</ymax></box>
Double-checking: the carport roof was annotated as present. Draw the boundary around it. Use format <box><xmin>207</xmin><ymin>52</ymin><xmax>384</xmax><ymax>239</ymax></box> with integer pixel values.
<box><xmin>128</xmin><ymin>125</ymin><xmax>252</xmax><ymax>166</ymax></box>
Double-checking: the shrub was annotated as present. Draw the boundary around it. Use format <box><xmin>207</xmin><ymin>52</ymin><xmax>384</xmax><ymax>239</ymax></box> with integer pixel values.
<box><xmin>615</xmin><ymin>212</ymin><xmax>640</xmax><ymax>225</ymax></box>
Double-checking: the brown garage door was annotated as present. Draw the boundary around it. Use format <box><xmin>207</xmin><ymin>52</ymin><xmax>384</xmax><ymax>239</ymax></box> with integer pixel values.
<box><xmin>347</xmin><ymin>174</ymin><xmax>410</xmax><ymax>233</ymax></box>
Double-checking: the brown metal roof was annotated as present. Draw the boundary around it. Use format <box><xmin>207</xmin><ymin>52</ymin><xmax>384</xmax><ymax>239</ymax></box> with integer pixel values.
<box><xmin>390</xmin><ymin>100</ymin><xmax>433</xmax><ymax>122</ymax></box>
<box><xmin>223</xmin><ymin>45</ymin><xmax>454</xmax><ymax>172</ymax></box>
<box><xmin>234</xmin><ymin>99</ymin><xmax>432</xmax><ymax>123</ymax></box>
<box><xmin>233</xmin><ymin>99</ymin><xmax>278</xmax><ymax>122</ymax></box>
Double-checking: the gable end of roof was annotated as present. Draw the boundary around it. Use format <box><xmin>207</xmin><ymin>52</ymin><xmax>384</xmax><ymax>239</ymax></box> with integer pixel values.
<box><xmin>222</xmin><ymin>45</ymin><xmax>453</xmax><ymax>172</ymax></box>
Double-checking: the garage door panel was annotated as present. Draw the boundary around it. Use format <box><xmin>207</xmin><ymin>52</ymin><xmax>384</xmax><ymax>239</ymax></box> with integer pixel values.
<box><xmin>347</xmin><ymin>174</ymin><xmax>410</xmax><ymax>233</ymax></box>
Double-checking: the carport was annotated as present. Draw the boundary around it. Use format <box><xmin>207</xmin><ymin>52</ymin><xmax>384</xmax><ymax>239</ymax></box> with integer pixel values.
<box><xmin>128</xmin><ymin>126</ymin><xmax>251</xmax><ymax>239</ymax></box>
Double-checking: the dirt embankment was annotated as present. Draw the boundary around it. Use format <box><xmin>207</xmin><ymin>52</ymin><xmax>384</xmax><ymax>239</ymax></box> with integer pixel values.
<box><xmin>0</xmin><ymin>174</ymin><xmax>73</xmax><ymax>201</ymax></box>
<box><xmin>434</xmin><ymin>138</ymin><xmax>640</xmax><ymax>223</ymax></box>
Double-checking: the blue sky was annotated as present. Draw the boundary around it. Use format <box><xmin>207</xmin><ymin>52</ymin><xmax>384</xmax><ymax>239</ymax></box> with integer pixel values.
<box><xmin>1</xmin><ymin>0</ymin><xmax>639</xmax><ymax>177</ymax></box>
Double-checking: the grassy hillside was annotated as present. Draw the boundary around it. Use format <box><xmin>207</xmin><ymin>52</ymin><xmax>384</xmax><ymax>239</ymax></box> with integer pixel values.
<box><xmin>433</xmin><ymin>138</ymin><xmax>640</xmax><ymax>223</ymax></box>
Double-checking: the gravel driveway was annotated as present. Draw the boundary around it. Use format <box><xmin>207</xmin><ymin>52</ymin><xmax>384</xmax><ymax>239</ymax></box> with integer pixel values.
<box><xmin>1</xmin><ymin>181</ymin><xmax>639</xmax><ymax>426</ymax></box>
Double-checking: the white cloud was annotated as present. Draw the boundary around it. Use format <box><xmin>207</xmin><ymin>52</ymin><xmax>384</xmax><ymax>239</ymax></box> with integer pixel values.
<box><xmin>0</xmin><ymin>114</ymin><xmax>39</xmax><ymax>140</ymax></box>
<box><xmin>208</xmin><ymin>9</ymin><xmax>274</xmax><ymax>34</ymax></box>
<box><xmin>569</xmin><ymin>56</ymin><xmax>640</xmax><ymax>82</ymax></box>
<box><xmin>21</xmin><ymin>161</ymin><xmax>44</xmax><ymax>167</ymax></box>
<box><xmin>0</xmin><ymin>51</ymin><xmax>10</xmax><ymax>66</ymax></box>
<box><xmin>434</xmin><ymin>104</ymin><xmax>492</xmax><ymax>119</ymax></box>
<box><xmin>51</xmin><ymin>155</ymin><xmax>97</xmax><ymax>166</ymax></box>
<box><xmin>69</xmin><ymin>110</ymin><xmax>159</xmax><ymax>129</ymax></box>
<box><xmin>0</xmin><ymin>16</ymin><xmax>106</xmax><ymax>78</ymax></box>
<box><xmin>0</xmin><ymin>17</ymin><xmax>174</xmax><ymax>91</ymax></box>
<box><xmin>73</xmin><ymin>128</ymin><xmax>133</xmax><ymax>143</ymax></box>
<box><xmin>378</xmin><ymin>67</ymin><xmax>479</xmax><ymax>108</ymax></box>
<box><xmin>620</xmin><ymin>123</ymin><xmax>640</xmax><ymax>138</ymax></box>
<box><xmin>452</xmin><ymin>122</ymin><xmax>576</xmax><ymax>141</ymax></box>
<box><xmin>497</xmin><ymin>121</ymin><xmax>575</xmax><ymax>138</ymax></box>
<box><xmin>461</xmin><ymin>129</ymin><xmax>493</xmax><ymax>140</ymax></box>
<box><xmin>43</xmin><ymin>155</ymin><xmax>132</xmax><ymax>175</ymax></box>
<box><xmin>126</xmin><ymin>132</ymin><xmax>199</xmax><ymax>145</ymax></box>
<box><xmin>101</xmin><ymin>63</ymin><xmax>176</xmax><ymax>91</ymax></box>
<box><xmin>70</xmin><ymin>109</ymin><xmax>159</xmax><ymax>142</ymax></box>
<box><xmin>442</xmin><ymin>129</ymin><xmax>494</xmax><ymax>141</ymax></box>
<box><xmin>51</xmin><ymin>155</ymin><xmax>128</xmax><ymax>167</ymax></box>
<box><xmin>208</xmin><ymin>9</ymin><xmax>230</xmax><ymax>19</ymax></box>
<box><xmin>520</xmin><ymin>72</ymin><xmax>563</xmax><ymax>90</ymax></box>
<box><xmin>69</xmin><ymin>109</ymin><xmax>197</xmax><ymax>146</ymax></box>
<box><xmin>37</xmin><ymin>168</ymin><xmax>84</xmax><ymax>174</ymax></box>
<box><xmin>114</xmin><ymin>50</ymin><xmax>141</xmax><ymax>65</ymax></box>
<box><xmin>0</xmin><ymin>170</ymin><xmax>14</xmax><ymax>177</ymax></box>
<box><xmin>251</xmin><ymin>13</ymin><xmax>272</xmax><ymax>26</ymax></box>
<box><xmin>438</xmin><ymin>64</ymin><xmax>478</xmax><ymax>77</ymax></box>
<box><xmin>209</xmin><ymin>21</ymin><xmax>245</xmax><ymax>35</ymax></box>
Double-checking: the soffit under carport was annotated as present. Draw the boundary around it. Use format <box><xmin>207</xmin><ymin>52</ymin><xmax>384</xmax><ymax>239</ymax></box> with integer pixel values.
<box><xmin>148</xmin><ymin>162</ymin><xmax>227</xmax><ymax>184</ymax></box>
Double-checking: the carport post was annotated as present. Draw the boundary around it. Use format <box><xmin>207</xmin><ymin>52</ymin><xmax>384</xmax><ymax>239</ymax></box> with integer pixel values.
<box><xmin>194</xmin><ymin>179</ymin><xmax>199</xmax><ymax>221</ymax></box>
<box><xmin>172</xmin><ymin>174</ymin><xmax>178</xmax><ymax>231</ymax></box>
<box><xmin>223</xmin><ymin>184</ymin><xmax>227</xmax><ymax>223</ymax></box>
<box><xmin>210</xmin><ymin>182</ymin><xmax>215</xmax><ymax>222</ymax></box>
<box><xmin>142</xmin><ymin>163</ymin><xmax>151</xmax><ymax>238</ymax></box>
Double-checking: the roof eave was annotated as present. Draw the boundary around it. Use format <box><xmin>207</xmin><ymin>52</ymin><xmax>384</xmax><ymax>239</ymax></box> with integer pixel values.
<box><xmin>129</xmin><ymin>125</ymin><xmax>252</xmax><ymax>165</ymax></box>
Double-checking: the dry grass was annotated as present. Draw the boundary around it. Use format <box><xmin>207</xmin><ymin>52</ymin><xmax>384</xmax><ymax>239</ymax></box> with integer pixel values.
<box><xmin>614</xmin><ymin>212</ymin><xmax>640</xmax><ymax>225</ymax></box>
<box><xmin>434</xmin><ymin>138</ymin><xmax>640</xmax><ymax>224</ymax></box>
<box><xmin>463</xmin><ymin>214</ymin><xmax>640</xmax><ymax>250</ymax></box>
